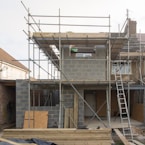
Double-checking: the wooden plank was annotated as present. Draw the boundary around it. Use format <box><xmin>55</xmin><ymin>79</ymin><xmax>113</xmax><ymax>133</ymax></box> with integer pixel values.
<box><xmin>3</xmin><ymin>128</ymin><xmax>111</xmax><ymax>135</ymax></box>
<box><xmin>2</xmin><ymin>128</ymin><xmax>112</xmax><ymax>145</ymax></box>
<box><xmin>53</xmin><ymin>140</ymin><xmax>111</xmax><ymax>145</ymax></box>
<box><xmin>120</xmin><ymin>52</ymin><xmax>145</xmax><ymax>57</ymax></box>
<box><xmin>132</xmin><ymin>140</ymin><xmax>144</xmax><ymax>145</ymax></box>
<box><xmin>64</xmin><ymin>108</ymin><xmax>70</xmax><ymax>128</ymax></box>
<box><xmin>114</xmin><ymin>129</ymin><xmax>130</xmax><ymax>145</ymax></box>
<box><xmin>74</xmin><ymin>93</ymin><xmax>79</xmax><ymax>128</ymax></box>
<box><xmin>69</xmin><ymin>108</ymin><xmax>74</xmax><ymax>128</ymax></box>
<box><xmin>33</xmin><ymin>32</ymin><xmax>108</xmax><ymax>39</ymax></box>
<box><xmin>3</xmin><ymin>128</ymin><xmax>111</xmax><ymax>133</ymax></box>
<box><xmin>23</xmin><ymin>111</ymin><xmax>48</xmax><ymax>128</ymax></box>
<box><xmin>2</xmin><ymin>129</ymin><xmax>111</xmax><ymax>139</ymax></box>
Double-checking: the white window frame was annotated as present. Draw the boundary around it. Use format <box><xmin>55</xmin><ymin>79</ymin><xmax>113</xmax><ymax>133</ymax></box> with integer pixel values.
<box><xmin>112</xmin><ymin>61</ymin><xmax>132</xmax><ymax>74</ymax></box>
<box><xmin>75</xmin><ymin>53</ymin><xmax>92</xmax><ymax>58</ymax></box>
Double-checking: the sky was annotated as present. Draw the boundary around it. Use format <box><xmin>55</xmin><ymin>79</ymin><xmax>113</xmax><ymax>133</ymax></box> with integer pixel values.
<box><xmin>0</xmin><ymin>0</ymin><xmax>145</xmax><ymax>69</ymax></box>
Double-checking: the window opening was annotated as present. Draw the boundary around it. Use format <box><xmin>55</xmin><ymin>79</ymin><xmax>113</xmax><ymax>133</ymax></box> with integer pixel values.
<box><xmin>30</xmin><ymin>89</ymin><xmax>59</xmax><ymax>106</ymax></box>
<box><xmin>112</xmin><ymin>61</ymin><xmax>132</xmax><ymax>74</ymax></box>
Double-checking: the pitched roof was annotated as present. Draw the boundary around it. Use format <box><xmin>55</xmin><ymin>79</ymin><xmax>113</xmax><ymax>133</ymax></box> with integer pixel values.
<box><xmin>0</xmin><ymin>48</ymin><xmax>28</xmax><ymax>71</ymax></box>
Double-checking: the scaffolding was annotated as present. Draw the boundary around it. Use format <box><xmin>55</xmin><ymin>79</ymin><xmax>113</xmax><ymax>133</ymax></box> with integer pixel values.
<box><xmin>21</xmin><ymin>2</ymin><xmax>145</xmax><ymax>134</ymax></box>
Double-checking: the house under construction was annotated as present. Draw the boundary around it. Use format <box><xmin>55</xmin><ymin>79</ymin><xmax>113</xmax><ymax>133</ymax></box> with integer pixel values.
<box><xmin>11</xmin><ymin>7</ymin><xmax>145</xmax><ymax>143</ymax></box>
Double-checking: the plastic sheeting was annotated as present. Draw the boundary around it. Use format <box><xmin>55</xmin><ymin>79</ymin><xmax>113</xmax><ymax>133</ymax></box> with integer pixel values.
<box><xmin>0</xmin><ymin>138</ymin><xmax>57</xmax><ymax>145</ymax></box>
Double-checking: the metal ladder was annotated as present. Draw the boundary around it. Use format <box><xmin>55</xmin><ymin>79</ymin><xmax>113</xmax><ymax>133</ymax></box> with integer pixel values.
<box><xmin>115</xmin><ymin>67</ymin><xmax>133</xmax><ymax>140</ymax></box>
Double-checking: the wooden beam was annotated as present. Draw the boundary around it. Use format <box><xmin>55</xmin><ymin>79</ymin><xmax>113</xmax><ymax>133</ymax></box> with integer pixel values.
<box><xmin>2</xmin><ymin>128</ymin><xmax>111</xmax><ymax>144</ymax></box>
<box><xmin>33</xmin><ymin>32</ymin><xmax>108</xmax><ymax>39</ymax></box>
<box><xmin>114</xmin><ymin>129</ymin><xmax>130</xmax><ymax>145</ymax></box>
<box><xmin>132</xmin><ymin>140</ymin><xmax>144</xmax><ymax>145</ymax></box>
<box><xmin>69</xmin><ymin>108</ymin><xmax>74</xmax><ymax>128</ymax></box>
<box><xmin>120</xmin><ymin>52</ymin><xmax>145</xmax><ymax>57</ymax></box>
<box><xmin>74</xmin><ymin>93</ymin><xmax>79</xmax><ymax>128</ymax></box>
<box><xmin>64</xmin><ymin>108</ymin><xmax>70</xmax><ymax>128</ymax></box>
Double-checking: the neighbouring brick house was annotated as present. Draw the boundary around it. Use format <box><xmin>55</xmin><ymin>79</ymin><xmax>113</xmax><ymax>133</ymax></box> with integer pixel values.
<box><xmin>0</xmin><ymin>48</ymin><xmax>28</xmax><ymax>126</ymax></box>
<box><xmin>15</xmin><ymin>16</ymin><xmax>145</xmax><ymax>129</ymax></box>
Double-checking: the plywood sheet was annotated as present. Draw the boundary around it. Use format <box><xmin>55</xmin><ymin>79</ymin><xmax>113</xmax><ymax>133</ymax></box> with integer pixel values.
<box><xmin>23</xmin><ymin>111</ymin><xmax>48</xmax><ymax>128</ymax></box>
<box><xmin>132</xmin><ymin>103</ymin><xmax>143</xmax><ymax>122</ymax></box>
<box><xmin>23</xmin><ymin>111</ymin><xmax>35</xmax><ymax>128</ymax></box>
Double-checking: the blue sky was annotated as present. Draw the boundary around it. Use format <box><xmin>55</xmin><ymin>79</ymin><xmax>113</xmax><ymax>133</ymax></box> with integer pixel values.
<box><xmin>0</xmin><ymin>0</ymin><xmax>145</xmax><ymax>68</ymax></box>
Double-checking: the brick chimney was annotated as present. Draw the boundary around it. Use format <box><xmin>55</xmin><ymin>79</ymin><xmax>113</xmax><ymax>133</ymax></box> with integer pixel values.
<box><xmin>124</xmin><ymin>19</ymin><xmax>137</xmax><ymax>36</ymax></box>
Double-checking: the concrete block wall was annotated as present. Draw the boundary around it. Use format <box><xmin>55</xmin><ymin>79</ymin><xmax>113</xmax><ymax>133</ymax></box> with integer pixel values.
<box><xmin>62</xmin><ymin>47</ymin><xmax>106</xmax><ymax>81</ymax></box>
<box><xmin>31</xmin><ymin>105</ymin><xmax>59</xmax><ymax>128</ymax></box>
<box><xmin>16</xmin><ymin>80</ymin><xmax>60</xmax><ymax>128</ymax></box>
<box><xmin>16</xmin><ymin>80</ymin><xmax>86</xmax><ymax>128</ymax></box>
<box><xmin>16</xmin><ymin>80</ymin><xmax>29</xmax><ymax>128</ymax></box>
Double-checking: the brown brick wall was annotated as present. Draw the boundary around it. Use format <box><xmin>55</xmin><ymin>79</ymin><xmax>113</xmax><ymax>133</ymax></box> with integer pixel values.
<box><xmin>124</xmin><ymin>19</ymin><xmax>137</xmax><ymax>36</ymax></box>
<box><xmin>0</xmin><ymin>84</ymin><xmax>15</xmax><ymax>125</ymax></box>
